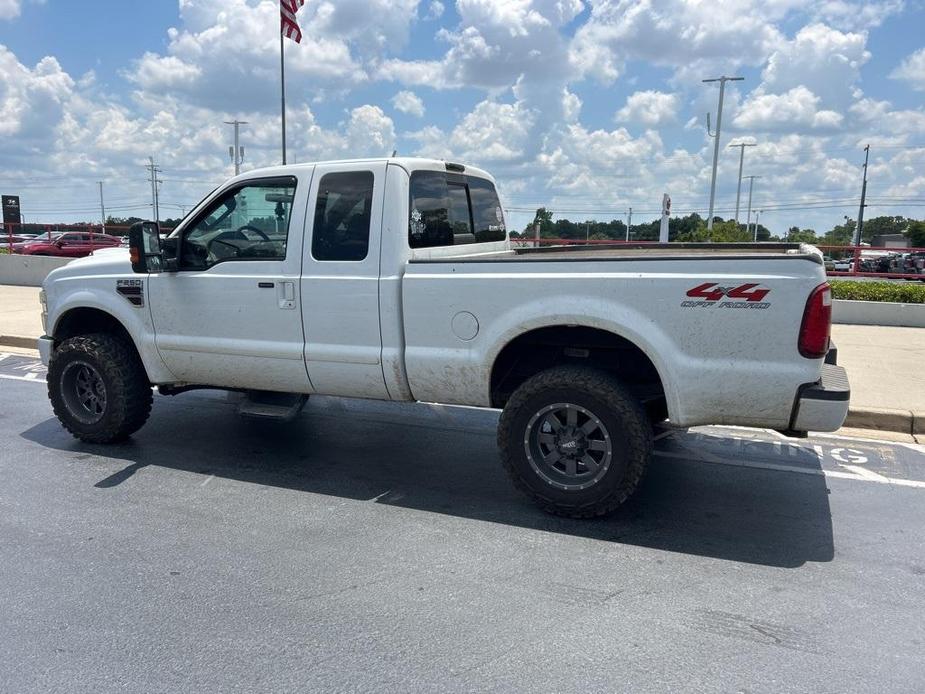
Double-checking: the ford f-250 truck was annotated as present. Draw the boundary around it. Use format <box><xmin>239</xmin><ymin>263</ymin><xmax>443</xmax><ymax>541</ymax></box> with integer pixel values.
<box><xmin>38</xmin><ymin>157</ymin><xmax>849</xmax><ymax>517</ymax></box>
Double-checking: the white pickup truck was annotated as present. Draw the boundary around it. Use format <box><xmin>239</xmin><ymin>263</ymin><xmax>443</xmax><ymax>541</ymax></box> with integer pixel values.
<box><xmin>39</xmin><ymin>157</ymin><xmax>849</xmax><ymax>517</ymax></box>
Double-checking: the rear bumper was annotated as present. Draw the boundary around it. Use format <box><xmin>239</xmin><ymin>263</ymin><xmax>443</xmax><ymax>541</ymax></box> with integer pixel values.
<box><xmin>790</xmin><ymin>363</ymin><xmax>850</xmax><ymax>432</ymax></box>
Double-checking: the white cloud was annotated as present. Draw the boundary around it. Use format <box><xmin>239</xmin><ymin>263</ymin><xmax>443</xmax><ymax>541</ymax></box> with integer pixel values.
<box><xmin>810</xmin><ymin>0</ymin><xmax>905</xmax><ymax>30</ymax></box>
<box><xmin>408</xmin><ymin>98</ymin><xmax>536</xmax><ymax>163</ymax></box>
<box><xmin>760</xmin><ymin>23</ymin><xmax>870</xmax><ymax>106</ymax></box>
<box><xmin>425</xmin><ymin>0</ymin><xmax>444</xmax><ymax>19</ymax></box>
<box><xmin>0</xmin><ymin>0</ymin><xmax>20</xmax><ymax>20</ymax></box>
<box><xmin>733</xmin><ymin>86</ymin><xmax>844</xmax><ymax>131</ymax></box>
<box><xmin>890</xmin><ymin>47</ymin><xmax>925</xmax><ymax>91</ymax></box>
<box><xmin>391</xmin><ymin>90</ymin><xmax>425</xmax><ymax>117</ymax></box>
<box><xmin>125</xmin><ymin>0</ymin><xmax>425</xmax><ymax>111</ymax></box>
<box><xmin>570</xmin><ymin>0</ymin><xmax>787</xmax><ymax>83</ymax></box>
<box><xmin>615</xmin><ymin>91</ymin><xmax>679</xmax><ymax>126</ymax></box>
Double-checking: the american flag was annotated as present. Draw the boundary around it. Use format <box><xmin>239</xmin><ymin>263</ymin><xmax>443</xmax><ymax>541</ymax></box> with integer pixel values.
<box><xmin>280</xmin><ymin>0</ymin><xmax>304</xmax><ymax>43</ymax></box>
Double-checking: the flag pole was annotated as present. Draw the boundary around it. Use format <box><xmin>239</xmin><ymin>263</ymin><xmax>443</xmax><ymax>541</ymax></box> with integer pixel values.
<box><xmin>280</xmin><ymin>30</ymin><xmax>287</xmax><ymax>165</ymax></box>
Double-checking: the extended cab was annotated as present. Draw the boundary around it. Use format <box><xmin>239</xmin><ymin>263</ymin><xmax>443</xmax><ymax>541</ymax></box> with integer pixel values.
<box><xmin>39</xmin><ymin>157</ymin><xmax>849</xmax><ymax>517</ymax></box>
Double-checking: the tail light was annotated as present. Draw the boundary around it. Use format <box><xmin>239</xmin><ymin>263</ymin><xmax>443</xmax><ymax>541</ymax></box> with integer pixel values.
<box><xmin>799</xmin><ymin>282</ymin><xmax>832</xmax><ymax>358</ymax></box>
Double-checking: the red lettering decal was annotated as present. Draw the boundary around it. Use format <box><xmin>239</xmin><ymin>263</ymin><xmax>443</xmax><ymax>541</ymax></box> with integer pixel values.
<box><xmin>726</xmin><ymin>283</ymin><xmax>770</xmax><ymax>302</ymax></box>
<box><xmin>686</xmin><ymin>283</ymin><xmax>725</xmax><ymax>301</ymax></box>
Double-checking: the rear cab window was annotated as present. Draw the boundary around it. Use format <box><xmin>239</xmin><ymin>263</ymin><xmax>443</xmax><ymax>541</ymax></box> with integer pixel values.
<box><xmin>409</xmin><ymin>171</ymin><xmax>506</xmax><ymax>249</ymax></box>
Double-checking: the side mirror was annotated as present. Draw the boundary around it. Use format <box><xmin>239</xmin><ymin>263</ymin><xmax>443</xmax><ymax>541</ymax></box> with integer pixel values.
<box><xmin>129</xmin><ymin>221</ymin><xmax>164</xmax><ymax>273</ymax></box>
<box><xmin>55</xmin><ymin>239</ymin><xmax>65</xmax><ymax>247</ymax></box>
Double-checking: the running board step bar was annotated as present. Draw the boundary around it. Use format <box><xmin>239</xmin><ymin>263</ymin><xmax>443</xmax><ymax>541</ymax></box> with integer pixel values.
<box><xmin>237</xmin><ymin>392</ymin><xmax>309</xmax><ymax>422</ymax></box>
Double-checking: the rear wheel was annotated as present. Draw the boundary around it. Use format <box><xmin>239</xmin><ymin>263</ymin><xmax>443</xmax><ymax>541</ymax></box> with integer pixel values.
<box><xmin>48</xmin><ymin>333</ymin><xmax>152</xmax><ymax>443</ymax></box>
<box><xmin>498</xmin><ymin>366</ymin><xmax>652</xmax><ymax>518</ymax></box>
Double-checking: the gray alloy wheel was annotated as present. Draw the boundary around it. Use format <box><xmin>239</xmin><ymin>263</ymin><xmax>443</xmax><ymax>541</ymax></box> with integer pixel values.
<box><xmin>524</xmin><ymin>402</ymin><xmax>613</xmax><ymax>491</ymax></box>
<box><xmin>59</xmin><ymin>360</ymin><xmax>108</xmax><ymax>425</ymax></box>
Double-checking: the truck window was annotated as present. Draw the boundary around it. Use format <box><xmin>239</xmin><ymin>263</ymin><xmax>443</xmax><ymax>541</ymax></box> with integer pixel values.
<box><xmin>311</xmin><ymin>171</ymin><xmax>374</xmax><ymax>261</ymax></box>
<box><xmin>409</xmin><ymin>171</ymin><xmax>506</xmax><ymax>249</ymax></box>
<box><xmin>180</xmin><ymin>177</ymin><xmax>296</xmax><ymax>269</ymax></box>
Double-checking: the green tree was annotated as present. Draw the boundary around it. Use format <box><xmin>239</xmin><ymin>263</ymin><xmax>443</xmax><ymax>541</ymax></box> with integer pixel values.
<box><xmin>907</xmin><ymin>221</ymin><xmax>925</xmax><ymax>249</ymax></box>
<box><xmin>675</xmin><ymin>218</ymin><xmax>751</xmax><ymax>242</ymax></box>
<box><xmin>523</xmin><ymin>207</ymin><xmax>556</xmax><ymax>238</ymax></box>
<box><xmin>862</xmin><ymin>215</ymin><xmax>908</xmax><ymax>243</ymax></box>
<box><xmin>822</xmin><ymin>220</ymin><xmax>855</xmax><ymax>247</ymax></box>
<box><xmin>785</xmin><ymin>227</ymin><xmax>818</xmax><ymax>243</ymax></box>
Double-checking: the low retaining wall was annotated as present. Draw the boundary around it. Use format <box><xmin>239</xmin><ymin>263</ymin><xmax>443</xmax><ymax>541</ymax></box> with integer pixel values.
<box><xmin>0</xmin><ymin>254</ymin><xmax>72</xmax><ymax>287</ymax></box>
<box><xmin>833</xmin><ymin>299</ymin><xmax>925</xmax><ymax>328</ymax></box>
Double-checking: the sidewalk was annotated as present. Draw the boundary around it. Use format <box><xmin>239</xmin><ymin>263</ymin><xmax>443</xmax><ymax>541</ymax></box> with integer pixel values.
<box><xmin>0</xmin><ymin>285</ymin><xmax>41</xmax><ymax>349</ymax></box>
<box><xmin>832</xmin><ymin>324</ymin><xmax>925</xmax><ymax>435</ymax></box>
<box><xmin>1</xmin><ymin>284</ymin><xmax>923</xmax><ymax>435</ymax></box>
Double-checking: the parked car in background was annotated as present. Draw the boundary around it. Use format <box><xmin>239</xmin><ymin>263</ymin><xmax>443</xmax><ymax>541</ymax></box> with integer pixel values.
<box><xmin>15</xmin><ymin>231</ymin><xmax>121</xmax><ymax>257</ymax></box>
<box><xmin>822</xmin><ymin>255</ymin><xmax>835</xmax><ymax>272</ymax></box>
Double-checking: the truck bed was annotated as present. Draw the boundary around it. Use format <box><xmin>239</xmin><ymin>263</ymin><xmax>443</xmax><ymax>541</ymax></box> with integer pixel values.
<box><xmin>412</xmin><ymin>242</ymin><xmax>821</xmax><ymax>264</ymax></box>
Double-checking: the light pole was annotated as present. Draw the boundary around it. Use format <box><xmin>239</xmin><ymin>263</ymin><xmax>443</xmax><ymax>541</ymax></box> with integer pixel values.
<box><xmin>625</xmin><ymin>207</ymin><xmax>632</xmax><ymax>242</ymax></box>
<box><xmin>753</xmin><ymin>209</ymin><xmax>763</xmax><ymax>241</ymax></box>
<box><xmin>703</xmin><ymin>75</ymin><xmax>744</xmax><ymax>231</ymax></box>
<box><xmin>855</xmin><ymin>144</ymin><xmax>870</xmax><ymax>246</ymax></box>
<box><xmin>224</xmin><ymin>120</ymin><xmax>248</xmax><ymax>175</ymax></box>
<box><xmin>97</xmin><ymin>181</ymin><xmax>106</xmax><ymax>233</ymax></box>
<box><xmin>744</xmin><ymin>175</ymin><xmax>760</xmax><ymax>238</ymax></box>
<box><xmin>729</xmin><ymin>142</ymin><xmax>756</xmax><ymax>225</ymax></box>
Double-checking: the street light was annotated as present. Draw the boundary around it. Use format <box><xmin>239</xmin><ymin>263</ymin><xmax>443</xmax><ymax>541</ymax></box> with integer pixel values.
<box><xmin>728</xmin><ymin>142</ymin><xmax>756</xmax><ymax>225</ymax></box>
<box><xmin>224</xmin><ymin>120</ymin><xmax>249</xmax><ymax>175</ymax></box>
<box><xmin>703</xmin><ymin>75</ymin><xmax>744</xmax><ymax>231</ymax></box>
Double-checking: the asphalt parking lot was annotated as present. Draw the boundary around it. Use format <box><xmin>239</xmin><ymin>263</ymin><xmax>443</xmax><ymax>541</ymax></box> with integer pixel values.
<box><xmin>1</xmin><ymin>351</ymin><xmax>924</xmax><ymax>693</ymax></box>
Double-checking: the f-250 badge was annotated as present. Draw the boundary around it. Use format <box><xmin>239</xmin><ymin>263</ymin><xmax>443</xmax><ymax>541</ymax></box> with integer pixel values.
<box><xmin>681</xmin><ymin>282</ymin><xmax>770</xmax><ymax>309</ymax></box>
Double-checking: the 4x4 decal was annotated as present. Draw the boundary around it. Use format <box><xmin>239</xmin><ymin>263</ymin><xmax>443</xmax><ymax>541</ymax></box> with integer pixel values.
<box><xmin>682</xmin><ymin>282</ymin><xmax>771</xmax><ymax>309</ymax></box>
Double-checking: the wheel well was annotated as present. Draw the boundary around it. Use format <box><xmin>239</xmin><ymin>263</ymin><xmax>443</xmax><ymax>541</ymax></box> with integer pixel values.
<box><xmin>53</xmin><ymin>308</ymin><xmax>136</xmax><ymax>353</ymax></box>
<box><xmin>490</xmin><ymin>326</ymin><xmax>667</xmax><ymax>418</ymax></box>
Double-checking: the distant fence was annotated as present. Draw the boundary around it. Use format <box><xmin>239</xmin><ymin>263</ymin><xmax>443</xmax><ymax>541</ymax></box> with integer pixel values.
<box><xmin>513</xmin><ymin>237</ymin><xmax>925</xmax><ymax>281</ymax></box>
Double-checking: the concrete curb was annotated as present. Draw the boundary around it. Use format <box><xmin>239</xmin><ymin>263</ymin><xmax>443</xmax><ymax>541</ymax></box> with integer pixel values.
<box><xmin>0</xmin><ymin>334</ymin><xmax>38</xmax><ymax>350</ymax></box>
<box><xmin>833</xmin><ymin>299</ymin><xmax>925</xmax><ymax>328</ymax></box>
<box><xmin>843</xmin><ymin>407</ymin><xmax>925</xmax><ymax>436</ymax></box>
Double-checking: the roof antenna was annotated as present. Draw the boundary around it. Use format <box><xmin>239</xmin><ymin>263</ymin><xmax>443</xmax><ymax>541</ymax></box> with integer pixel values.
<box><xmin>391</xmin><ymin>149</ymin><xmax>398</xmax><ymax>157</ymax></box>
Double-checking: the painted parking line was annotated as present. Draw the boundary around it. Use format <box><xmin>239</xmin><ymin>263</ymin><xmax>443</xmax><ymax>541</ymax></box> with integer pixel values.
<box><xmin>0</xmin><ymin>352</ymin><xmax>47</xmax><ymax>383</ymax></box>
<box><xmin>653</xmin><ymin>450</ymin><xmax>925</xmax><ymax>489</ymax></box>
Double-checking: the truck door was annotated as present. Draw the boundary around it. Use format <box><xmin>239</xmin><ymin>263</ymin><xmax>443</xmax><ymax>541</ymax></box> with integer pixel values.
<box><xmin>300</xmin><ymin>162</ymin><xmax>389</xmax><ymax>399</ymax></box>
<box><xmin>146</xmin><ymin>173</ymin><xmax>314</xmax><ymax>393</ymax></box>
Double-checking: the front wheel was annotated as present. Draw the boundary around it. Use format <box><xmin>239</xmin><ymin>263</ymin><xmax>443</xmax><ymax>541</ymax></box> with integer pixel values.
<box><xmin>498</xmin><ymin>366</ymin><xmax>653</xmax><ymax>518</ymax></box>
<box><xmin>48</xmin><ymin>333</ymin><xmax>153</xmax><ymax>443</ymax></box>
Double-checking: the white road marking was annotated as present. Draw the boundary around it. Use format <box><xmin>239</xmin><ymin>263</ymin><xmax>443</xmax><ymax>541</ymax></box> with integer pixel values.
<box><xmin>840</xmin><ymin>464</ymin><xmax>890</xmax><ymax>482</ymax></box>
<box><xmin>199</xmin><ymin>474</ymin><xmax>215</xmax><ymax>487</ymax></box>
<box><xmin>653</xmin><ymin>450</ymin><xmax>925</xmax><ymax>489</ymax></box>
<box><xmin>23</xmin><ymin>372</ymin><xmax>37</xmax><ymax>380</ymax></box>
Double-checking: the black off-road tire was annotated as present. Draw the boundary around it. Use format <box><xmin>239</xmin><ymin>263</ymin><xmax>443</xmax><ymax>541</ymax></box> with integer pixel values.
<box><xmin>498</xmin><ymin>365</ymin><xmax>653</xmax><ymax>518</ymax></box>
<box><xmin>47</xmin><ymin>333</ymin><xmax>153</xmax><ymax>443</ymax></box>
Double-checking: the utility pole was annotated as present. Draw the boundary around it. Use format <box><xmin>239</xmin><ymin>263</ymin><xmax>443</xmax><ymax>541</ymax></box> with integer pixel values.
<box><xmin>729</xmin><ymin>142</ymin><xmax>756</xmax><ymax>225</ymax></box>
<box><xmin>754</xmin><ymin>209</ymin><xmax>763</xmax><ymax>241</ymax></box>
<box><xmin>855</xmin><ymin>144</ymin><xmax>870</xmax><ymax>246</ymax></box>
<box><xmin>703</xmin><ymin>75</ymin><xmax>744</xmax><ymax>231</ymax></box>
<box><xmin>585</xmin><ymin>221</ymin><xmax>590</xmax><ymax>242</ymax></box>
<box><xmin>625</xmin><ymin>207</ymin><xmax>632</xmax><ymax>242</ymax></box>
<box><xmin>224</xmin><ymin>120</ymin><xmax>248</xmax><ymax>175</ymax></box>
<box><xmin>744</xmin><ymin>175</ymin><xmax>760</xmax><ymax>238</ymax></box>
<box><xmin>97</xmin><ymin>181</ymin><xmax>106</xmax><ymax>233</ymax></box>
<box><xmin>146</xmin><ymin>157</ymin><xmax>161</xmax><ymax>224</ymax></box>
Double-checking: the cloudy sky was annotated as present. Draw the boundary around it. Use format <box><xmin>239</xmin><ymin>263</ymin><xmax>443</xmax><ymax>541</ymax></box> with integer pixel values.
<box><xmin>1</xmin><ymin>0</ymin><xmax>924</xmax><ymax>235</ymax></box>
